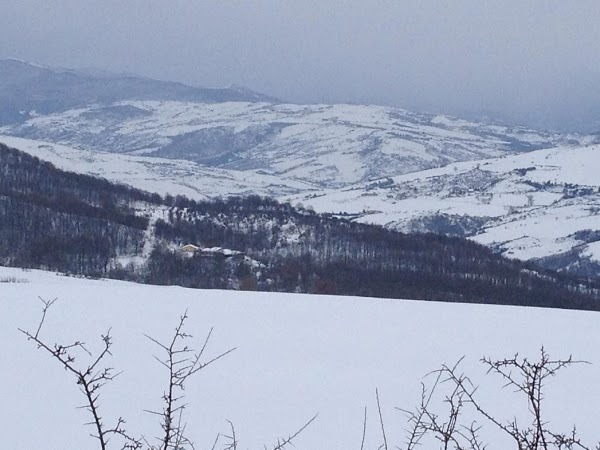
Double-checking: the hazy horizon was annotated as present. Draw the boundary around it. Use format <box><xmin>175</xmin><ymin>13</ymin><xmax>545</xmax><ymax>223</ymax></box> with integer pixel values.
<box><xmin>3</xmin><ymin>1</ymin><xmax>600</xmax><ymax>132</ymax></box>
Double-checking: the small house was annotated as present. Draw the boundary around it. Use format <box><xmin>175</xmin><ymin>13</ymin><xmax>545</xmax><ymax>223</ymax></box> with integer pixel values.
<box><xmin>180</xmin><ymin>244</ymin><xmax>200</xmax><ymax>253</ymax></box>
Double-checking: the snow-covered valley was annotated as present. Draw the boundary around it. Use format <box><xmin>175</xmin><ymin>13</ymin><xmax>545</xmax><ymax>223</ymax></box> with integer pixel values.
<box><xmin>3</xmin><ymin>133</ymin><xmax>600</xmax><ymax>277</ymax></box>
<box><xmin>2</xmin><ymin>59</ymin><xmax>600</xmax><ymax>276</ymax></box>
<box><xmin>3</xmin><ymin>267</ymin><xmax>600</xmax><ymax>449</ymax></box>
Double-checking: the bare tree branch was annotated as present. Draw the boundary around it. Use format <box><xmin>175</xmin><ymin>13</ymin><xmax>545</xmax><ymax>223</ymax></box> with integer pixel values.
<box><xmin>376</xmin><ymin>388</ymin><xmax>388</xmax><ymax>450</ymax></box>
<box><xmin>406</xmin><ymin>349</ymin><xmax>594</xmax><ymax>450</ymax></box>
<box><xmin>19</xmin><ymin>299</ymin><xmax>140</xmax><ymax>450</ymax></box>
<box><xmin>223</xmin><ymin>420</ymin><xmax>238</xmax><ymax>450</ymax></box>
<box><xmin>269</xmin><ymin>414</ymin><xmax>318</xmax><ymax>450</ymax></box>
<box><xmin>360</xmin><ymin>406</ymin><xmax>367</xmax><ymax>450</ymax></box>
<box><xmin>145</xmin><ymin>310</ymin><xmax>236</xmax><ymax>450</ymax></box>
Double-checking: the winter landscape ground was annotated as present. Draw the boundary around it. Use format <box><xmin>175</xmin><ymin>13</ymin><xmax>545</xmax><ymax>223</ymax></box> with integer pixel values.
<box><xmin>3</xmin><ymin>266</ymin><xmax>600</xmax><ymax>450</ymax></box>
<box><xmin>3</xmin><ymin>58</ymin><xmax>600</xmax><ymax>450</ymax></box>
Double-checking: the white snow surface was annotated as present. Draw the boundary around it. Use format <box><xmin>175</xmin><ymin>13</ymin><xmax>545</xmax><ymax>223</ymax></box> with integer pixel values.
<box><xmin>0</xmin><ymin>135</ymin><xmax>317</xmax><ymax>198</ymax></box>
<box><xmin>2</xmin><ymin>267</ymin><xmax>600</xmax><ymax>449</ymax></box>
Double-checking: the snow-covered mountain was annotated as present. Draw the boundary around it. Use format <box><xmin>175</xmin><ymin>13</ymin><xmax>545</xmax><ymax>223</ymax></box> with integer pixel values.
<box><xmin>0</xmin><ymin>61</ymin><xmax>586</xmax><ymax>189</ymax></box>
<box><xmin>0</xmin><ymin>59</ymin><xmax>274</xmax><ymax>126</ymax></box>
<box><xmin>2</xmin><ymin>60</ymin><xmax>599</xmax><ymax>276</ymax></box>
<box><xmin>0</xmin><ymin>77</ymin><xmax>584</xmax><ymax>188</ymax></box>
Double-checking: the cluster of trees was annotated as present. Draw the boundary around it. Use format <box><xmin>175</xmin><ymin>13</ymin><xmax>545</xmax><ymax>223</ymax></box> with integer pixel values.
<box><xmin>0</xmin><ymin>144</ymin><xmax>149</xmax><ymax>274</ymax></box>
<box><xmin>3</xmin><ymin>142</ymin><xmax>600</xmax><ymax>310</ymax></box>
<box><xmin>153</xmin><ymin>196</ymin><xmax>600</xmax><ymax>310</ymax></box>
<box><xmin>0</xmin><ymin>196</ymin><xmax>143</xmax><ymax>274</ymax></box>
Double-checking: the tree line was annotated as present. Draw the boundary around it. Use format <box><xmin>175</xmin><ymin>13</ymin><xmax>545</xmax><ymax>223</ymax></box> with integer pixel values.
<box><xmin>2</xmin><ymin>142</ymin><xmax>600</xmax><ymax>310</ymax></box>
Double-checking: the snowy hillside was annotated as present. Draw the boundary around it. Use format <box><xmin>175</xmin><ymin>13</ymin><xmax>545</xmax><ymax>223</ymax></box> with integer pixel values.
<box><xmin>0</xmin><ymin>135</ymin><xmax>318</xmax><ymax>199</ymax></box>
<box><xmin>0</xmin><ymin>99</ymin><xmax>581</xmax><ymax>188</ymax></box>
<box><xmin>4</xmin><ymin>134</ymin><xmax>600</xmax><ymax>277</ymax></box>
<box><xmin>3</xmin><ymin>267</ymin><xmax>600</xmax><ymax>450</ymax></box>
<box><xmin>1</xmin><ymin>60</ymin><xmax>598</xmax><ymax>276</ymax></box>
<box><xmin>294</xmin><ymin>144</ymin><xmax>600</xmax><ymax>275</ymax></box>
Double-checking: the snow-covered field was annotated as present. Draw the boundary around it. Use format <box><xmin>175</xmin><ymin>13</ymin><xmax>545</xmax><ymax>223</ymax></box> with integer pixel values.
<box><xmin>3</xmin><ymin>266</ymin><xmax>600</xmax><ymax>449</ymax></box>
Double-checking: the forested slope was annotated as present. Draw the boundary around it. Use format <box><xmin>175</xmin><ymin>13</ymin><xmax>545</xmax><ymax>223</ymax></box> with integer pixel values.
<box><xmin>0</xmin><ymin>143</ymin><xmax>158</xmax><ymax>274</ymax></box>
<box><xmin>2</xmin><ymin>142</ymin><xmax>599</xmax><ymax>310</ymax></box>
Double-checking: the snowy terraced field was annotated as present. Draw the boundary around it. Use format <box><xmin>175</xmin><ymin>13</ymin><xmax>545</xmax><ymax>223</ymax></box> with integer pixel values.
<box><xmin>3</xmin><ymin>267</ymin><xmax>600</xmax><ymax>449</ymax></box>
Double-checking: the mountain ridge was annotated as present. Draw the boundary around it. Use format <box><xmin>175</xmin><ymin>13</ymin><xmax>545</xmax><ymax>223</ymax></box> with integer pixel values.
<box><xmin>2</xmin><ymin>99</ymin><xmax>582</xmax><ymax>188</ymax></box>
<box><xmin>0</xmin><ymin>59</ymin><xmax>277</xmax><ymax>126</ymax></box>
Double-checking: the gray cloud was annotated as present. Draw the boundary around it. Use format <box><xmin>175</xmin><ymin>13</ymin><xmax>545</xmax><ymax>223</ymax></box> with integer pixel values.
<box><xmin>2</xmin><ymin>1</ymin><xmax>600</xmax><ymax>131</ymax></box>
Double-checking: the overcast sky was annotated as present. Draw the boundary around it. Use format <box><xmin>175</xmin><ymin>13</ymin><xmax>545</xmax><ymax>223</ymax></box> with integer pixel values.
<box><xmin>2</xmin><ymin>1</ymin><xmax>600</xmax><ymax>131</ymax></box>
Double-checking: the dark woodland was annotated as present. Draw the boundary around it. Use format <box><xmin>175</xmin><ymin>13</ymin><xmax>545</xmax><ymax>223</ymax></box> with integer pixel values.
<box><xmin>2</xmin><ymin>142</ymin><xmax>600</xmax><ymax>311</ymax></box>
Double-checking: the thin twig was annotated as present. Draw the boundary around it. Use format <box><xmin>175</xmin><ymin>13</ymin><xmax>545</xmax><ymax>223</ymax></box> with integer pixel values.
<box><xmin>376</xmin><ymin>388</ymin><xmax>388</xmax><ymax>450</ymax></box>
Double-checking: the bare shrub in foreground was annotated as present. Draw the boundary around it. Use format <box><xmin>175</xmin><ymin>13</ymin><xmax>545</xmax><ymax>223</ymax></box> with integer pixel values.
<box><xmin>19</xmin><ymin>297</ymin><xmax>142</xmax><ymax>450</ymax></box>
<box><xmin>20</xmin><ymin>298</ymin><xmax>315</xmax><ymax>450</ymax></box>
<box><xmin>397</xmin><ymin>348</ymin><xmax>598</xmax><ymax>450</ymax></box>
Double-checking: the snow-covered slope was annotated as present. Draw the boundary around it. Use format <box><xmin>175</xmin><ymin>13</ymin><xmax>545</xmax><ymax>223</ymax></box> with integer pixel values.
<box><xmin>0</xmin><ymin>59</ymin><xmax>274</xmax><ymax>126</ymax></box>
<box><xmin>1</xmin><ymin>99</ymin><xmax>581</xmax><ymax>188</ymax></box>
<box><xmin>3</xmin><ymin>134</ymin><xmax>600</xmax><ymax>276</ymax></box>
<box><xmin>0</xmin><ymin>135</ymin><xmax>318</xmax><ymax>199</ymax></box>
<box><xmin>3</xmin><ymin>267</ymin><xmax>600</xmax><ymax>449</ymax></box>
<box><xmin>294</xmin><ymin>144</ymin><xmax>600</xmax><ymax>273</ymax></box>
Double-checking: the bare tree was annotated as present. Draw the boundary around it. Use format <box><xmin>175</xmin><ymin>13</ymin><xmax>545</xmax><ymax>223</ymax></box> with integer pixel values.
<box><xmin>144</xmin><ymin>310</ymin><xmax>235</xmax><ymax>450</ymax></box>
<box><xmin>397</xmin><ymin>348</ymin><xmax>598</xmax><ymax>450</ymax></box>
<box><xmin>398</xmin><ymin>359</ymin><xmax>485</xmax><ymax>450</ymax></box>
<box><xmin>19</xmin><ymin>297</ymin><xmax>142</xmax><ymax>450</ymax></box>
<box><xmin>20</xmin><ymin>299</ymin><xmax>233</xmax><ymax>450</ymax></box>
<box><xmin>21</xmin><ymin>299</ymin><xmax>316</xmax><ymax>450</ymax></box>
